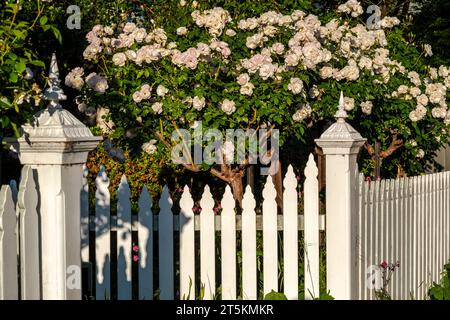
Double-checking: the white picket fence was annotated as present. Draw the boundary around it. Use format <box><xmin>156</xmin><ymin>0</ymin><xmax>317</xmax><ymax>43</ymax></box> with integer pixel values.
<box><xmin>0</xmin><ymin>154</ymin><xmax>324</xmax><ymax>300</ymax></box>
<box><xmin>82</xmin><ymin>154</ymin><xmax>323</xmax><ymax>300</ymax></box>
<box><xmin>2</xmin><ymin>156</ymin><xmax>450</xmax><ymax>300</ymax></box>
<box><xmin>356</xmin><ymin>171</ymin><xmax>450</xmax><ymax>300</ymax></box>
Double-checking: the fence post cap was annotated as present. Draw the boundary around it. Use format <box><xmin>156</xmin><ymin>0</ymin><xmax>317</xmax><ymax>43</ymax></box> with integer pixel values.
<box><xmin>15</xmin><ymin>53</ymin><xmax>101</xmax><ymax>165</ymax></box>
<box><xmin>315</xmin><ymin>92</ymin><xmax>366</xmax><ymax>154</ymax></box>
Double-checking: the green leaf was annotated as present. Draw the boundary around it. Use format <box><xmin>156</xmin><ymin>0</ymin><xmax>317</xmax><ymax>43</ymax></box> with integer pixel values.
<box><xmin>40</xmin><ymin>16</ymin><xmax>48</xmax><ymax>26</ymax></box>
<box><xmin>30</xmin><ymin>60</ymin><xmax>45</xmax><ymax>67</ymax></box>
<box><xmin>264</xmin><ymin>290</ymin><xmax>287</xmax><ymax>300</ymax></box>
<box><xmin>51</xmin><ymin>26</ymin><xmax>62</xmax><ymax>44</ymax></box>
<box><xmin>15</xmin><ymin>60</ymin><xmax>26</xmax><ymax>73</ymax></box>
<box><xmin>9</xmin><ymin>72</ymin><xmax>18</xmax><ymax>83</ymax></box>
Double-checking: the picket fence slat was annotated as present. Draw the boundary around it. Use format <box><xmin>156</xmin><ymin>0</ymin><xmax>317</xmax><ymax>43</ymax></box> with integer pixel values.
<box><xmin>117</xmin><ymin>175</ymin><xmax>132</xmax><ymax>300</ymax></box>
<box><xmin>283</xmin><ymin>165</ymin><xmax>298</xmax><ymax>300</ymax></box>
<box><xmin>0</xmin><ymin>185</ymin><xmax>18</xmax><ymax>299</ymax></box>
<box><xmin>95</xmin><ymin>165</ymin><xmax>111</xmax><ymax>300</ymax></box>
<box><xmin>18</xmin><ymin>166</ymin><xmax>40</xmax><ymax>300</ymax></box>
<box><xmin>159</xmin><ymin>186</ymin><xmax>174</xmax><ymax>300</ymax></box>
<box><xmin>221</xmin><ymin>186</ymin><xmax>236</xmax><ymax>300</ymax></box>
<box><xmin>241</xmin><ymin>186</ymin><xmax>257</xmax><ymax>300</ymax></box>
<box><xmin>138</xmin><ymin>186</ymin><xmax>153</xmax><ymax>300</ymax></box>
<box><xmin>200</xmin><ymin>185</ymin><xmax>215</xmax><ymax>300</ymax></box>
<box><xmin>81</xmin><ymin>165</ymin><xmax>89</xmax><ymax>264</ymax></box>
<box><xmin>263</xmin><ymin>176</ymin><xmax>278</xmax><ymax>296</ymax></box>
<box><xmin>179</xmin><ymin>186</ymin><xmax>195</xmax><ymax>300</ymax></box>
<box><xmin>304</xmin><ymin>156</ymin><xmax>319</xmax><ymax>300</ymax></box>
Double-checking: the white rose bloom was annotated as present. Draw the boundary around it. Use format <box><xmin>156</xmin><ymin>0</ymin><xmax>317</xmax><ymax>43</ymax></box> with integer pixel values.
<box><xmin>432</xmin><ymin>107</ymin><xmax>447</xmax><ymax>119</ymax></box>
<box><xmin>271</xmin><ymin>43</ymin><xmax>285</xmax><ymax>55</ymax></box>
<box><xmin>156</xmin><ymin>85</ymin><xmax>168</xmax><ymax>97</ymax></box>
<box><xmin>86</xmin><ymin>72</ymin><xmax>108</xmax><ymax>93</ymax></box>
<box><xmin>192</xmin><ymin>96</ymin><xmax>206</xmax><ymax>111</ymax></box>
<box><xmin>220</xmin><ymin>99</ymin><xmax>236</xmax><ymax>115</ymax></box>
<box><xmin>225</xmin><ymin>29</ymin><xmax>236</xmax><ymax>37</ymax></box>
<box><xmin>123</xmin><ymin>22</ymin><xmax>137</xmax><ymax>34</ymax></box>
<box><xmin>259</xmin><ymin>63</ymin><xmax>277</xmax><ymax>80</ymax></box>
<box><xmin>142</xmin><ymin>140</ymin><xmax>157</xmax><ymax>155</ymax></box>
<box><xmin>179</xmin><ymin>0</ymin><xmax>187</xmax><ymax>6</ymax></box>
<box><xmin>430</xmin><ymin>68</ymin><xmax>438</xmax><ymax>80</ymax></box>
<box><xmin>237</xmin><ymin>73</ymin><xmax>250</xmax><ymax>86</ymax></box>
<box><xmin>240</xmin><ymin>82</ymin><xmax>255</xmax><ymax>96</ymax></box>
<box><xmin>424</xmin><ymin>44</ymin><xmax>433</xmax><ymax>57</ymax></box>
<box><xmin>125</xmin><ymin>50</ymin><xmax>137</xmax><ymax>61</ymax></box>
<box><xmin>152</xmin><ymin>102</ymin><xmax>163</xmax><ymax>114</ymax></box>
<box><xmin>361</xmin><ymin>101</ymin><xmax>373</xmax><ymax>115</ymax></box>
<box><xmin>417</xmin><ymin>94</ymin><xmax>429</xmax><ymax>106</ymax></box>
<box><xmin>409</xmin><ymin>110</ymin><xmax>419</xmax><ymax>122</ymax></box>
<box><xmin>438</xmin><ymin>65</ymin><xmax>449</xmax><ymax>78</ymax></box>
<box><xmin>288</xmin><ymin>77</ymin><xmax>303</xmax><ymax>94</ymax></box>
<box><xmin>397</xmin><ymin>85</ymin><xmax>409</xmax><ymax>95</ymax></box>
<box><xmin>133</xmin><ymin>91</ymin><xmax>143</xmax><ymax>103</ymax></box>
<box><xmin>140</xmin><ymin>84</ymin><xmax>151</xmax><ymax>99</ymax></box>
<box><xmin>309</xmin><ymin>85</ymin><xmax>320</xmax><ymax>98</ymax></box>
<box><xmin>409</xmin><ymin>87</ymin><xmax>421</xmax><ymax>97</ymax></box>
<box><xmin>292</xmin><ymin>104</ymin><xmax>312</xmax><ymax>122</ymax></box>
<box><xmin>65</xmin><ymin>67</ymin><xmax>84</xmax><ymax>90</ymax></box>
<box><xmin>416</xmin><ymin>149</ymin><xmax>425</xmax><ymax>159</ymax></box>
<box><xmin>177</xmin><ymin>27</ymin><xmax>188</xmax><ymax>36</ymax></box>
<box><xmin>112</xmin><ymin>52</ymin><xmax>127</xmax><ymax>66</ymax></box>
<box><xmin>133</xmin><ymin>28</ymin><xmax>147</xmax><ymax>43</ymax></box>
<box><xmin>104</xmin><ymin>26</ymin><xmax>114</xmax><ymax>35</ymax></box>
<box><xmin>343</xmin><ymin>97</ymin><xmax>355</xmax><ymax>111</ymax></box>
<box><xmin>320</xmin><ymin>66</ymin><xmax>333</xmax><ymax>79</ymax></box>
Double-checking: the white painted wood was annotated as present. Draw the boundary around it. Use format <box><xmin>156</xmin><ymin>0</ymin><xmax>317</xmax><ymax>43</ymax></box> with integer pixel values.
<box><xmin>387</xmin><ymin>180</ymin><xmax>394</xmax><ymax>298</ymax></box>
<box><xmin>371</xmin><ymin>179</ymin><xmax>380</xmax><ymax>300</ymax></box>
<box><xmin>81</xmin><ymin>165</ymin><xmax>89</xmax><ymax>264</ymax></box>
<box><xmin>283</xmin><ymin>165</ymin><xmax>298</xmax><ymax>300</ymax></box>
<box><xmin>392</xmin><ymin>178</ymin><xmax>400</xmax><ymax>300</ymax></box>
<box><xmin>200</xmin><ymin>185</ymin><xmax>215</xmax><ymax>300</ymax></box>
<box><xmin>95</xmin><ymin>165</ymin><xmax>111</xmax><ymax>300</ymax></box>
<box><xmin>159</xmin><ymin>185</ymin><xmax>174</xmax><ymax>300</ymax></box>
<box><xmin>179</xmin><ymin>185</ymin><xmax>195</xmax><ymax>300</ymax></box>
<box><xmin>138</xmin><ymin>185</ymin><xmax>153</xmax><ymax>300</ymax></box>
<box><xmin>117</xmin><ymin>175</ymin><xmax>132</xmax><ymax>300</ymax></box>
<box><xmin>221</xmin><ymin>186</ymin><xmax>236</xmax><ymax>300</ymax></box>
<box><xmin>0</xmin><ymin>185</ymin><xmax>19</xmax><ymax>299</ymax></box>
<box><xmin>412</xmin><ymin>176</ymin><xmax>418</xmax><ymax>299</ymax></box>
<box><xmin>359</xmin><ymin>175</ymin><xmax>369</xmax><ymax>300</ymax></box>
<box><xmin>241</xmin><ymin>185</ymin><xmax>257</xmax><ymax>300</ymax></box>
<box><xmin>262</xmin><ymin>176</ymin><xmax>278</xmax><ymax>296</ymax></box>
<box><xmin>303</xmin><ymin>156</ymin><xmax>319</xmax><ymax>300</ymax></box>
<box><xmin>18</xmin><ymin>166</ymin><xmax>40</xmax><ymax>299</ymax></box>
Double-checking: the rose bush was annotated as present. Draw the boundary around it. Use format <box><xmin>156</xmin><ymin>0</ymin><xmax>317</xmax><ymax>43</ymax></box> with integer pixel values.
<box><xmin>65</xmin><ymin>0</ymin><xmax>450</xmax><ymax>203</ymax></box>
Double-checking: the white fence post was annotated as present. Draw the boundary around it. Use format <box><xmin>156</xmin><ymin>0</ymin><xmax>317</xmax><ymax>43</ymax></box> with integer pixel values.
<box><xmin>315</xmin><ymin>92</ymin><xmax>366</xmax><ymax>300</ymax></box>
<box><xmin>14</xmin><ymin>54</ymin><xmax>101</xmax><ymax>299</ymax></box>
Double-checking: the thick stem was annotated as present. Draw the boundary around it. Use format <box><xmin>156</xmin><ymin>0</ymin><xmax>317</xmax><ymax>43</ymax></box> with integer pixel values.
<box><xmin>229</xmin><ymin>175</ymin><xmax>244</xmax><ymax>208</ymax></box>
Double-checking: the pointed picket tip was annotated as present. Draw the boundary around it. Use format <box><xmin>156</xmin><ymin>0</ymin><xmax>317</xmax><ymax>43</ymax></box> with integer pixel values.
<box><xmin>180</xmin><ymin>185</ymin><xmax>194</xmax><ymax>208</ymax></box>
<box><xmin>242</xmin><ymin>185</ymin><xmax>256</xmax><ymax>211</ymax></box>
<box><xmin>283</xmin><ymin>165</ymin><xmax>297</xmax><ymax>189</ymax></box>
<box><xmin>262</xmin><ymin>175</ymin><xmax>276</xmax><ymax>200</ymax></box>
<box><xmin>138</xmin><ymin>185</ymin><xmax>152</xmax><ymax>207</ymax></box>
<box><xmin>96</xmin><ymin>164</ymin><xmax>109</xmax><ymax>183</ymax></box>
<box><xmin>160</xmin><ymin>185</ymin><xmax>171</xmax><ymax>200</ymax></box>
<box><xmin>200</xmin><ymin>184</ymin><xmax>214</xmax><ymax>210</ymax></box>
<box><xmin>305</xmin><ymin>154</ymin><xmax>318</xmax><ymax>178</ymax></box>
<box><xmin>118</xmin><ymin>174</ymin><xmax>131</xmax><ymax>194</ymax></box>
<box><xmin>221</xmin><ymin>185</ymin><xmax>235</xmax><ymax>212</ymax></box>
<box><xmin>222</xmin><ymin>185</ymin><xmax>234</xmax><ymax>201</ymax></box>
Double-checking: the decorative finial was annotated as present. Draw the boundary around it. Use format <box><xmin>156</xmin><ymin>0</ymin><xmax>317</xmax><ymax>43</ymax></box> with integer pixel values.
<box><xmin>335</xmin><ymin>91</ymin><xmax>347</xmax><ymax>122</ymax></box>
<box><xmin>44</xmin><ymin>53</ymin><xmax>67</xmax><ymax>106</ymax></box>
